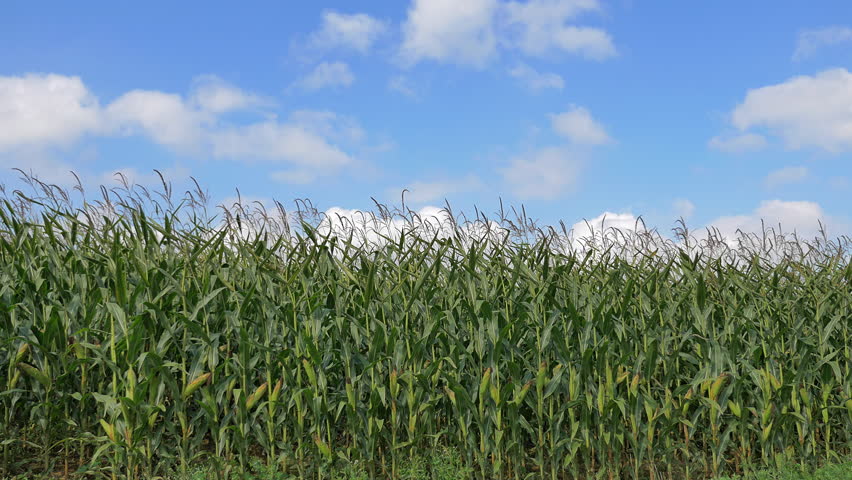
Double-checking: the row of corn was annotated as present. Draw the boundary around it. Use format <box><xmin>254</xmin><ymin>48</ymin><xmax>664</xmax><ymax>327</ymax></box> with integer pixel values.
<box><xmin>0</xmin><ymin>184</ymin><xmax>851</xmax><ymax>479</ymax></box>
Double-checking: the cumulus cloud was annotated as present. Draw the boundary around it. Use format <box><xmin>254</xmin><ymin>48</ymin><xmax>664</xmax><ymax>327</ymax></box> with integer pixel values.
<box><xmin>106</xmin><ymin>90</ymin><xmax>213</xmax><ymax>153</ymax></box>
<box><xmin>724</xmin><ymin>68</ymin><xmax>852</xmax><ymax>152</ymax></box>
<box><xmin>394</xmin><ymin>174</ymin><xmax>484</xmax><ymax>203</ymax></box>
<box><xmin>793</xmin><ymin>26</ymin><xmax>852</xmax><ymax>61</ymax></box>
<box><xmin>569</xmin><ymin>211</ymin><xmax>643</xmax><ymax>247</ymax></box>
<box><xmin>398</xmin><ymin>0</ymin><xmax>615</xmax><ymax>67</ymax></box>
<box><xmin>214</xmin><ymin>194</ymin><xmax>296</xmax><ymax>245</ymax></box>
<box><xmin>502</xmin><ymin>0</ymin><xmax>615</xmax><ymax>59</ymax></box>
<box><xmin>0</xmin><ymin>73</ymin><xmax>364</xmax><ymax>181</ymax></box>
<box><xmin>508</xmin><ymin>63</ymin><xmax>564</xmax><ymax>91</ymax></box>
<box><xmin>705</xmin><ymin>200</ymin><xmax>845</xmax><ymax>242</ymax></box>
<box><xmin>107</xmin><ymin>75</ymin><xmax>274</xmax><ymax>153</ymax></box>
<box><xmin>317</xmin><ymin>204</ymin><xmax>506</xmax><ymax>250</ymax></box>
<box><xmin>0</xmin><ymin>74</ymin><xmax>103</xmax><ymax>152</ymax></box>
<box><xmin>567</xmin><ymin>200</ymin><xmax>851</xmax><ymax>260</ymax></box>
<box><xmin>293</xmin><ymin>62</ymin><xmax>355</xmax><ymax>91</ymax></box>
<box><xmin>309</xmin><ymin>10</ymin><xmax>388</xmax><ymax>53</ymax></box>
<box><xmin>400</xmin><ymin>0</ymin><xmax>499</xmax><ymax>67</ymax></box>
<box><xmin>499</xmin><ymin>147</ymin><xmax>583</xmax><ymax>199</ymax></box>
<box><xmin>550</xmin><ymin>105</ymin><xmax>611</xmax><ymax>145</ymax></box>
<box><xmin>496</xmin><ymin>105</ymin><xmax>609</xmax><ymax>199</ymax></box>
<box><xmin>707</xmin><ymin>133</ymin><xmax>768</xmax><ymax>153</ymax></box>
<box><xmin>764</xmin><ymin>166</ymin><xmax>809</xmax><ymax>189</ymax></box>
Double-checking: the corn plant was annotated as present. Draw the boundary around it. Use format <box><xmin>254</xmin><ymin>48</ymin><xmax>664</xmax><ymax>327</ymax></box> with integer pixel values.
<box><xmin>0</xmin><ymin>172</ymin><xmax>850</xmax><ymax>479</ymax></box>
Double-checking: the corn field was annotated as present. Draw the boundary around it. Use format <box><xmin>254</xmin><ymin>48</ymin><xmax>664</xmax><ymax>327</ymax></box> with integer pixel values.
<box><xmin>1</xmin><ymin>173</ymin><xmax>851</xmax><ymax>479</ymax></box>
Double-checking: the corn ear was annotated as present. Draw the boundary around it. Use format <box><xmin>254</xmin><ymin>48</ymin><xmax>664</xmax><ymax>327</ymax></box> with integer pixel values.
<box><xmin>246</xmin><ymin>382</ymin><xmax>268</xmax><ymax>410</ymax></box>
<box><xmin>182</xmin><ymin>372</ymin><xmax>211</xmax><ymax>400</ymax></box>
<box><xmin>269</xmin><ymin>378</ymin><xmax>283</xmax><ymax>403</ymax></box>
<box><xmin>14</xmin><ymin>342</ymin><xmax>29</xmax><ymax>364</ymax></box>
<box><xmin>17</xmin><ymin>362</ymin><xmax>50</xmax><ymax>389</ymax></box>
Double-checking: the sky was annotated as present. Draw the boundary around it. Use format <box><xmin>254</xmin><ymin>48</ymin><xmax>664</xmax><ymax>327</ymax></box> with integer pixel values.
<box><xmin>2</xmin><ymin>1</ymin><xmax>852</xmax><ymax>243</ymax></box>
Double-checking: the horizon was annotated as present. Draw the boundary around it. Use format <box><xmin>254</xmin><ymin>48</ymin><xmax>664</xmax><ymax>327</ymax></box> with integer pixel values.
<box><xmin>6</xmin><ymin>169</ymin><xmax>848</xmax><ymax>269</ymax></box>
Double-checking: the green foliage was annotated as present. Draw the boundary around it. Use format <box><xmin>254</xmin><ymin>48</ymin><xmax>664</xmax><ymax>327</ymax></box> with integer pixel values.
<box><xmin>714</xmin><ymin>457</ymin><xmax>852</xmax><ymax>480</ymax></box>
<box><xmin>1</xmin><ymin>173</ymin><xmax>851</xmax><ymax>479</ymax></box>
<box><xmin>428</xmin><ymin>446</ymin><xmax>473</xmax><ymax>480</ymax></box>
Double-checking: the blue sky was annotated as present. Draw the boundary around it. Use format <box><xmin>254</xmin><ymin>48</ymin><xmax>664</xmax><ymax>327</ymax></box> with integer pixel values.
<box><xmin>2</xmin><ymin>0</ymin><xmax>851</xmax><ymax>241</ymax></box>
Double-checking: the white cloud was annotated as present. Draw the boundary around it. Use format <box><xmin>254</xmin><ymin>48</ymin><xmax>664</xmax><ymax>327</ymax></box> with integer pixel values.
<box><xmin>399</xmin><ymin>0</ymin><xmax>499</xmax><ymax>67</ymax></box>
<box><xmin>319</xmin><ymin>206</ymin><xmax>434</xmax><ymax>248</ymax></box>
<box><xmin>0</xmin><ymin>73</ymin><xmax>365</xmax><ymax>183</ymax></box>
<box><xmin>565</xmin><ymin>200</ymin><xmax>851</xmax><ymax>260</ymax></box>
<box><xmin>215</xmin><ymin>194</ymin><xmax>294</xmax><ymax>245</ymax></box>
<box><xmin>764</xmin><ymin>166</ymin><xmax>809</xmax><ymax>189</ymax></box>
<box><xmin>707</xmin><ymin>133</ymin><xmax>768</xmax><ymax>153</ymax></box>
<box><xmin>108</xmin><ymin>90</ymin><xmax>359</xmax><ymax>176</ymax></box>
<box><xmin>189</xmin><ymin>75</ymin><xmax>273</xmax><ymax>114</ymax></box>
<box><xmin>286</xmin><ymin>110</ymin><xmax>365</xmax><ymax>143</ymax></box>
<box><xmin>106</xmin><ymin>76</ymin><xmax>271</xmax><ymax>153</ymax></box>
<box><xmin>0</xmin><ymin>74</ymin><xmax>103</xmax><ymax>152</ymax></box>
<box><xmin>106</xmin><ymin>90</ymin><xmax>213</xmax><ymax>153</ymax></box>
<box><xmin>213</xmin><ymin>196</ymin><xmax>852</xmax><ymax>258</ymax></box>
<box><xmin>317</xmin><ymin>204</ymin><xmax>506</xmax><ymax>251</ymax></box>
<box><xmin>793</xmin><ymin>26</ymin><xmax>852</xmax><ymax>61</ymax></box>
<box><xmin>502</xmin><ymin>0</ymin><xmax>615</xmax><ymax>59</ymax></box>
<box><xmin>508</xmin><ymin>63</ymin><xmax>564</xmax><ymax>91</ymax></box>
<box><xmin>210</xmin><ymin>122</ymin><xmax>353</xmax><ymax>168</ymax></box>
<box><xmin>310</xmin><ymin>10</ymin><xmax>388</xmax><ymax>53</ymax></box>
<box><xmin>496</xmin><ymin>106</ymin><xmax>608</xmax><ymax>200</ymax></box>
<box><xmin>705</xmin><ymin>200</ymin><xmax>842</xmax><ymax>242</ymax></box>
<box><xmin>398</xmin><ymin>0</ymin><xmax>614</xmax><ymax>67</ymax></box>
<box><xmin>550</xmin><ymin>105</ymin><xmax>611</xmax><ymax>145</ymax></box>
<box><xmin>569</xmin><ymin>211</ymin><xmax>642</xmax><ymax>247</ymax></box>
<box><xmin>394</xmin><ymin>175</ymin><xmax>484</xmax><ymax>203</ymax></box>
<box><xmin>293</xmin><ymin>62</ymin><xmax>355</xmax><ymax>91</ymax></box>
<box><xmin>499</xmin><ymin>147</ymin><xmax>583</xmax><ymax>199</ymax></box>
<box><xmin>673</xmin><ymin>198</ymin><xmax>695</xmax><ymax>219</ymax></box>
<box><xmin>726</xmin><ymin>68</ymin><xmax>852</xmax><ymax>152</ymax></box>
<box><xmin>0</xmin><ymin>73</ymin><xmax>270</xmax><ymax>156</ymax></box>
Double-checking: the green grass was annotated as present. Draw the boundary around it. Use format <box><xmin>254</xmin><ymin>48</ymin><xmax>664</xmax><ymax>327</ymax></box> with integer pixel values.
<box><xmin>1</xmin><ymin>447</ymin><xmax>473</xmax><ymax>480</ymax></box>
<box><xmin>4</xmin><ymin>453</ymin><xmax>852</xmax><ymax>480</ymax></box>
<box><xmin>1</xmin><ymin>172</ymin><xmax>851</xmax><ymax>479</ymax></box>
<box><xmin>171</xmin><ymin>455</ymin><xmax>852</xmax><ymax>480</ymax></box>
<box><xmin>158</xmin><ymin>456</ymin><xmax>852</xmax><ymax>480</ymax></box>
<box><xmin>713</xmin><ymin>458</ymin><xmax>852</xmax><ymax>480</ymax></box>
<box><xmin>170</xmin><ymin>447</ymin><xmax>472</xmax><ymax>480</ymax></box>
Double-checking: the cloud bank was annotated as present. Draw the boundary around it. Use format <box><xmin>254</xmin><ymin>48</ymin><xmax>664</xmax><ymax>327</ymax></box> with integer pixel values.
<box><xmin>0</xmin><ymin>73</ymin><xmax>364</xmax><ymax>182</ymax></box>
